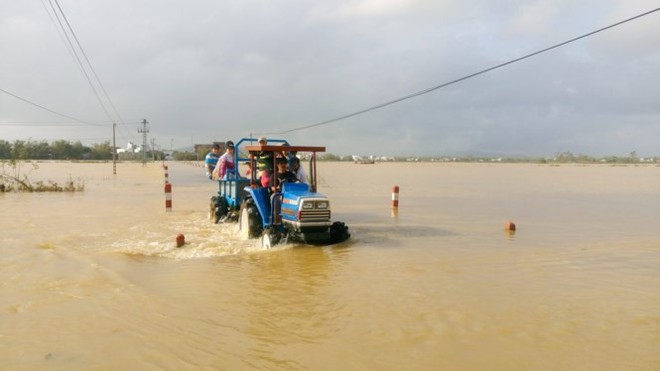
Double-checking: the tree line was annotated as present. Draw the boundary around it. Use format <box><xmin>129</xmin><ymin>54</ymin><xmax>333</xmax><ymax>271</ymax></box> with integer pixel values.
<box><xmin>1</xmin><ymin>139</ymin><xmax>655</xmax><ymax>164</ymax></box>
<box><xmin>0</xmin><ymin>139</ymin><xmax>114</xmax><ymax>160</ymax></box>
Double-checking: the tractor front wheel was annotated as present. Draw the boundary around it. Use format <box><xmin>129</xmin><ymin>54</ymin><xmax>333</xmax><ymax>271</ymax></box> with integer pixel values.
<box><xmin>329</xmin><ymin>221</ymin><xmax>350</xmax><ymax>243</ymax></box>
<box><xmin>261</xmin><ymin>229</ymin><xmax>280</xmax><ymax>249</ymax></box>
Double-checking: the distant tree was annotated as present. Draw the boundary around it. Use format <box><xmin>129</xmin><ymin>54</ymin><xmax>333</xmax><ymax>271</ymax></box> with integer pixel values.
<box><xmin>12</xmin><ymin>140</ymin><xmax>27</xmax><ymax>159</ymax></box>
<box><xmin>0</xmin><ymin>140</ymin><xmax>12</xmax><ymax>159</ymax></box>
<box><xmin>71</xmin><ymin>141</ymin><xmax>87</xmax><ymax>159</ymax></box>
<box><xmin>173</xmin><ymin>151</ymin><xmax>197</xmax><ymax>161</ymax></box>
<box><xmin>196</xmin><ymin>146</ymin><xmax>210</xmax><ymax>161</ymax></box>
<box><xmin>554</xmin><ymin>151</ymin><xmax>575</xmax><ymax>163</ymax></box>
<box><xmin>576</xmin><ymin>154</ymin><xmax>596</xmax><ymax>163</ymax></box>
<box><xmin>152</xmin><ymin>150</ymin><xmax>166</xmax><ymax>161</ymax></box>
<box><xmin>90</xmin><ymin>141</ymin><xmax>113</xmax><ymax>160</ymax></box>
<box><xmin>24</xmin><ymin>140</ymin><xmax>51</xmax><ymax>159</ymax></box>
<box><xmin>318</xmin><ymin>153</ymin><xmax>341</xmax><ymax>161</ymax></box>
<box><xmin>50</xmin><ymin>140</ymin><xmax>72</xmax><ymax>159</ymax></box>
<box><xmin>629</xmin><ymin>151</ymin><xmax>638</xmax><ymax>162</ymax></box>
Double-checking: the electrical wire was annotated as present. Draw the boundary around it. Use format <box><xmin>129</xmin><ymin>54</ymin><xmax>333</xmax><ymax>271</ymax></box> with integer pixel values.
<box><xmin>0</xmin><ymin>123</ymin><xmax>105</xmax><ymax>127</ymax></box>
<box><xmin>9</xmin><ymin>0</ymin><xmax>138</xmax><ymax>145</ymax></box>
<box><xmin>44</xmin><ymin>0</ymin><xmax>115</xmax><ymax>122</ymax></box>
<box><xmin>39</xmin><ymin>0</ymin><xmax>86</xmax><ymax>77</ymax></box>
<box><xmin>53</xmin><ymin>0</ymin><xmax>126</xmax><ymax>125</ymax></box>
<box><xmin>262</xmin><ymin>6</ymin><xmax>660</xmax><ymax>136</ymax></box>
<box><xmin>0</xmin><ymin>88</ymin><xmax>104</xmax><ymax>126</ymax></box>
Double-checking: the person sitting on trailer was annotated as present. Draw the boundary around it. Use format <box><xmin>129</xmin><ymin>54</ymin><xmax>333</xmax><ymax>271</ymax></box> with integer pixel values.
<box><xmin>204</xmin><ymin>143</ymin><xmax>221</xmax><ymax>180</ymax></box>
<box><xmin>212</xmin><ymin>141</ymin><xmax>235</xmax><ymax>180</ymax></box>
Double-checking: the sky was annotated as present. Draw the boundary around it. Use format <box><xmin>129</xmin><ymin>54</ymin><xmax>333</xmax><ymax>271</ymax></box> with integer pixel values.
<box><xmin>1</xmin><ymin>0</ymin><xmax>659</xmax><ymax>157</ymax></box>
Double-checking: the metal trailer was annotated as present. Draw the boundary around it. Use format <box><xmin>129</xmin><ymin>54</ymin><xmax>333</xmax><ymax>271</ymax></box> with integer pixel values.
<box><xmin>210</xmin><ymin>137</ymin><xmax>288</xmax><ymax>223</ymax></box>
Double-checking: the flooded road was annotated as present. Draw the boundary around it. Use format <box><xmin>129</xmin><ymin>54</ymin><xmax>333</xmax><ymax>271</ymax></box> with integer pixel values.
<box><xmin>1</xmin><ymin>161</ymin><xmax>659</xmax><ymax>370</ymax></box>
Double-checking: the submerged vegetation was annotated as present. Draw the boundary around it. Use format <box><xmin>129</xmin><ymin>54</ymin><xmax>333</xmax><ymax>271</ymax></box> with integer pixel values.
<box><xmin>0</xmin><ymin>160</ymin><xmax>84</xmax><ymax>193</ymax></box>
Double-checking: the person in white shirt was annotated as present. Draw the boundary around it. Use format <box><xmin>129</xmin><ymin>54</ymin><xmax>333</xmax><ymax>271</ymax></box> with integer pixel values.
<box><xmin>290</xmin><ymin>156</ymin><xmax>307</xmax><ymax>184</ymax></box>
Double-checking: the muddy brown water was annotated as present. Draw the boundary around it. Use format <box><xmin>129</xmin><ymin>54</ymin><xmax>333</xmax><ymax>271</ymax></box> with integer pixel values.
<box><xmin>1</xmin><ymin>161</ymin><xmax>659</xmax><ymax>370</ymax></box>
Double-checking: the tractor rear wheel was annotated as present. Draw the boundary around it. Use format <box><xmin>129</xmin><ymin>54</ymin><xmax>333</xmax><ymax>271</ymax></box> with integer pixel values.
<box><xmin>239</xmin><ymin>200</ymin><xmax>261</xmax><ymax>238</ymax></box>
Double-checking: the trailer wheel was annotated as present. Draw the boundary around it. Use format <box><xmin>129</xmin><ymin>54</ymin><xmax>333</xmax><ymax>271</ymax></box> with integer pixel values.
<box><xmin>209</xmin><ymin>196</ymin><xmax>218</xmax><ymax>221</ymax></box>
<box><xmin>239</xmin><ymin>200</ymin><xmax>261</xmax><ymax>238</ymax></box>
<box><xmin>214</xmin><ymin>197</ymin><xmax>229</xmax><ymax>224</ymax></box>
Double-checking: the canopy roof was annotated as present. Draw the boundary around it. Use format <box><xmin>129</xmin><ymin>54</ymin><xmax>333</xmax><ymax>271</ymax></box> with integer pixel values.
<box><xmin>244</xmin><ymin>145</ymin><xmax>326</xmax><ymax>153</ymax></box>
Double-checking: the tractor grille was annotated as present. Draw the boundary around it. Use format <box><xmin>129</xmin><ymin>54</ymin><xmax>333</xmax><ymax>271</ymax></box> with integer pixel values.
<box><xmin>299</xmin><ymin>210</ymin><xmax>330</xmax><ymax>222</ymax></box>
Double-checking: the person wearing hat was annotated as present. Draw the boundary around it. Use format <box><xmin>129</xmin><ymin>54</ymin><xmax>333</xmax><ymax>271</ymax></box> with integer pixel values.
<box><xmin>255</xmin><ymin>136</ymin><xmax>274</xmax><ymax>174</ymax></box>
<box><xmin>204</xmin><ymin>143</ymin><xmax>221</xmax><ymax>180</ymax></box>
<box><xmin>213</xmin><ymin>141</ymin><xmax>236</xmax><ymax>180</ymax></box>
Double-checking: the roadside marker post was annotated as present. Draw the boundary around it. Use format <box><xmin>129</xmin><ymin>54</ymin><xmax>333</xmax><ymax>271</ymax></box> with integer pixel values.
<box><xmin>165</xmin><ymin>182</ymin><xmax>172</xmax><ymax>212</ymax></box>
<box><xmin>391</xmin><ymin>185</ymin><xmax>399</xmax><ymax>208</ymax></box>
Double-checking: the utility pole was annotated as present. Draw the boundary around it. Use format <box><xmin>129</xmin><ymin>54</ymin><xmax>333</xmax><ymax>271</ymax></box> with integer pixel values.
<box><xmin>151</xmin><ymin>138</ymin><xmax>156</xmax><ymax>161</ymax></box>
<box><xmin>112</xmin><ymin>123</ymin><xmax>117</xmax><ymax>175</ymax></box>
<box><xmin>138</xmin><ymin>118</ymin><xmax>149</xmax><ymax>166</ymax></box>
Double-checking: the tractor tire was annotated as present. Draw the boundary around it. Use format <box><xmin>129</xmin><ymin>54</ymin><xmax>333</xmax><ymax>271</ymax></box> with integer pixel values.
<box><xmin>239</xmin><ymin>200</ymin><xmax>262</xmax><ymax>238</ymax></box>
<box><xmin>214</xmin><ymin>197</ymin><xmax>229</xmax><ymax>224</ymax></box>
<box><xmin>261</xmin><ymin>229</ymin><xmax>281</xmax><ymax>249</ymax></box>
<box><xmin>329</xmin><ymin>221</ymin><xmax>350</xmax><ymax>243</ymax></box>
<box><xmin>209</xmin><ymin>196</ymin><xmax>218</xmax><ymax>221</ymax></box>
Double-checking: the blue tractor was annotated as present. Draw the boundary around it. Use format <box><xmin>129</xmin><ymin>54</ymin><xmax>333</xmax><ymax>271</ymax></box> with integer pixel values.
<box><xmin>210</xmin><ymin>138</ymin><xmax>350</xmax><ymax>248</ymax></box>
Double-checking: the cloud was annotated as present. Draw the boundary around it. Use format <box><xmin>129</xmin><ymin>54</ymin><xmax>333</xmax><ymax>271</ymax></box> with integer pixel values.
<box><xmin>1</xmin><ymin>0</ymin><xmax>659</xmax><ymax>157</ymax></box>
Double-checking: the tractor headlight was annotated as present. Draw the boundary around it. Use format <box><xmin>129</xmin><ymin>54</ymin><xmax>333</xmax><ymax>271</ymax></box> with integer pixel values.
<box><xmin>316</xmin><ymin>201</ymin><xmax>328</xmax><ymax>209</ymax></box>
<box><xmin>302</xmin><ymin>202</ymin><xmax>314</xmax><ymax>209</ymax></box>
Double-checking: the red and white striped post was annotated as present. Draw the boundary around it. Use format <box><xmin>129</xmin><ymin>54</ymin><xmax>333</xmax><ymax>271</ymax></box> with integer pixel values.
<box><xmin>165</xmin><ymin>182</ymin><xmax>172</xmax><ymax>212</ymax></box>
<box><xmin>163</xmin><ymin>165</ymin><xmax>169</xmax><ymax>183</ymax></box>
<box><xmin>391</xmin><ymin>185</ymin><xmax>399</xmax><ymax>208</ymax></box>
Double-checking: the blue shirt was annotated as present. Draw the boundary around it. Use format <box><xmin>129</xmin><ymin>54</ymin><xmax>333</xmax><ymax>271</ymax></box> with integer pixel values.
<box><xmin>205</xmin><ymin>152</ymin><xmax>219</xmax><ymax>177</ymax></box>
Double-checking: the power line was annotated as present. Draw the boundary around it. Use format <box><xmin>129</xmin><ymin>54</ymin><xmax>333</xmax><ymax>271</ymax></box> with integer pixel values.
<box><xmin>0</xmin><ymin>120</ymin><xmax>145</xmax><ymax>126</ymax></box>
<box><xmin>39</xmin><ymin>0</ymin><xmax>85</xmax><ymax>76</ymax></box>
<box><xmin>52</xmin><ymin>0</ymin><xmax>126</xmax><ymax>125</ymax></box>
<box><xmin>44</xmin><ymin>0</ymin><xmax>114</xmax><ymax>122</ymax></box>
<box><xmin>0</xmin><ymin>123</ymin><xmax>106</xmax><ymax>127</ymax></box>
<box><xmin>264</xmin><ymin>6</ymin><xmax>660</xmax><ymax>135</ymax></box>
<box><xmin>0</xmin><ymin>137</ymin><xmax>123</xmax><ymax>144</ymax></box>
<box><xmin>0</xmin><ymin>88</ymin><xmax>103</xmax><ymax>125</ymax></box>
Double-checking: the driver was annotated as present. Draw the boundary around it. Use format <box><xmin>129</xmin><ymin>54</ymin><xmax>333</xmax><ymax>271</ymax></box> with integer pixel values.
<box><xmin>269</xmin><ymin>157</ymin><xmax>298</xmax><ymax>193</ymax></box>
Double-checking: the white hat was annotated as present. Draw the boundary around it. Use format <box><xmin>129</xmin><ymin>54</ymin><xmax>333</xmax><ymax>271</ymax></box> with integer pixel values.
<box><xmin>258</xmin><ymin>136</ymin><xmax>267</xmax><ymax>144</ymax></box>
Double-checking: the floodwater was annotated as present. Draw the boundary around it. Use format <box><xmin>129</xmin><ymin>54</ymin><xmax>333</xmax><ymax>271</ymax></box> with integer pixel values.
<box><xmin>1</xmin><ymin>161</ymin><xmax>659</xmax><ymax>370</ymax></box>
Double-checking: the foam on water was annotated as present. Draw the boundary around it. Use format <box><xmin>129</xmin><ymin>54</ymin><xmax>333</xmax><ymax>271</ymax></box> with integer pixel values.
<box><xmin>111</xmin><ymin>215</ymin><xmax>296</xmax><ymax>259</ymax></box>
